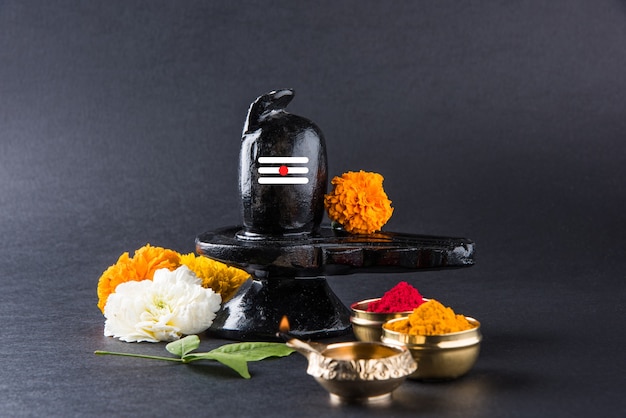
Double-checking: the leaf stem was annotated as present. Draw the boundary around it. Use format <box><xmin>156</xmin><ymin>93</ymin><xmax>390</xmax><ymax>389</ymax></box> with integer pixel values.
<box><xmin>94</xmin><ymin>350</ymin><xmax>182</xmax><ymax>363</ymax></box>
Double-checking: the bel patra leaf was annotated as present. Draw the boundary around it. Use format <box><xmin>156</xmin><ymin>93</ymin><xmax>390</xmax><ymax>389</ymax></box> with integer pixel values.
<box><xmin>97</xmin><ymin>337</ymin><xmax>294</xmax><ymax>379</ymax></box>
<box><xmin>208</xmin><ymin>342</ymin><xmax>296</xmax><ymax>361</ymax></box>
<box><xmin>181</xmin><ymin>342</ymin><xmax>295</xmax><ymax>379</ymax></box>
<box><xmin>166</xmin><ymin>335</ymin><xmax>200</xmax><ymax>358</ymax></box>
<box><xmin>185</xmin><ymin>352</ymin><xmax>251</xmax><ymax>379</ymax></box>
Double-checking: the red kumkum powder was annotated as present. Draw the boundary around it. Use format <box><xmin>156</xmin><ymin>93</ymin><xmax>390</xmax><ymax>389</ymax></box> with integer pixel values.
<box><xmin>367</xmin><ymin>281</ymin><xmax>424</xmax><ymax>313</ymax></box>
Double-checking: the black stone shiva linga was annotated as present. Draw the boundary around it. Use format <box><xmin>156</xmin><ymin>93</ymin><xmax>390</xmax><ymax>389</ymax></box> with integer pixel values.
<box><xmin>196</xmin><ymin>89</ymin><xmax>475</xmax><ymax>341</ymax></box>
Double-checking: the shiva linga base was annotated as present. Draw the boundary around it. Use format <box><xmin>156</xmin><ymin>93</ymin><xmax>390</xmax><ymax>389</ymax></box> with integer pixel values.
<box><xmin>196</xmin><ymin>89</ymin><xmax>475</xmax><ymax>341</ymax></box>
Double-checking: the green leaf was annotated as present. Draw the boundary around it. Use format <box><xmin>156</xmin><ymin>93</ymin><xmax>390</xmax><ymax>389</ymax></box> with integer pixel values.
<box><xmin>181</xmin><ymin>343</ymin><xmax>295</xmax><ymax>378</ymax></box>
<box><xmin>207</xmin><ymin>342</ymin><xmax>296</xmax><ymax>362</ymax></box>
<box><xmin>96</xmin><ymin>339</ymin><xmax>294</xmax><ymax>379</ymax></box>
<box><xmin>166</xmin><ymin>335</ymin><xmax>200</xmax><ymax>358</ymax></box>
<box><xmin>185</xmin><ymin>352</ymin><xmax>251</xmax><ymax>378</ymax></box>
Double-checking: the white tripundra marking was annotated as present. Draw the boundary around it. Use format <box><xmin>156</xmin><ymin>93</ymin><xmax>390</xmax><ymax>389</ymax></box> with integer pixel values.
<box><xmin>258</xmin><ymin>177</ymin><xmax>309</xmax><ymax>184</ymax></box>
<box><xmin>258</xmin><ymin>167</ymin><xmax>309</xmax><ymax>174</ymax></box>
<box><xmin>257</xmin><ymin>156</ymin><xmax>310</xmax><ymax>184</ymax></box>
<box><xmin>258</xmin><ymin>157</ymin><xmax>309</xmax><ymax>164</ymax></box>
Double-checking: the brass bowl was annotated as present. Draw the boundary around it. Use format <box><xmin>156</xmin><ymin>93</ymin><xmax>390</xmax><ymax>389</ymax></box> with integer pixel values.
<box><xmin>350</xmin><ymin>298</ymin><xmax>414</xmax><ymax>342</ymax></box>
<box><xmin>381</xmin><ymin>317</ymin><xmax>481</xmax><ymax>381</ymax></box>
<box><xmin>303</xmin><ymin>341</ymin><xmax>417</xmax><ymax>402</ymax></box>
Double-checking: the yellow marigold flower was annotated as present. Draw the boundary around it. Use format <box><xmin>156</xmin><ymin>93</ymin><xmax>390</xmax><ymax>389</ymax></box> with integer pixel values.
<box><xmin>179</xmin><ymin>253</ymin><xmax>250</xmax><ymax>302</ymax></box>
<box><xmin>96</xmin><ymin>244</ymin><xmax>181</xmax><ymax>313</ymax></box>
<box><xmin>324</xmin><ymin>170</ymin><xmax>393</xmax><ymax>234</ymax></box>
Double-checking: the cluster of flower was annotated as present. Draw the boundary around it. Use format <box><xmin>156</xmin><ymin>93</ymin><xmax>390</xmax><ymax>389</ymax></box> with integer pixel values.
<box><xmin>97</xmin><ymin>244</ymin><xmax>250</xmax><ymax>343</ymax></box>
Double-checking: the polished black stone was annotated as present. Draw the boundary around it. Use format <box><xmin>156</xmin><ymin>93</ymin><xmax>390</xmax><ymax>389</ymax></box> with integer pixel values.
<box><xmin>197</xmin><ymin>226</ymin><xmax>474</xmax><ymax>340</ymax></box>
<box><xmin>207</xmin><ymin>276</ymin><xmax>351</xmax><ymax>341</ymax></box>
<box><xmin>197</xmin><ymin>226</ymin><xmax>475</xmax><ymax>278</ymax></box>
<box><xmin>239</xmin><ymin>89</ymin><xmax>327</xmax><ymax>237</ymax></box>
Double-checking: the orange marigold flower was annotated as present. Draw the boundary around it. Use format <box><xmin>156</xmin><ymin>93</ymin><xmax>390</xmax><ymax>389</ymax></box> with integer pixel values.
<box><xmin>324</xmin><ymin>170</ymin><xmax>393</xmax><ymax>234</ymax></box>
<box><xmin>96</xmin><ymin>244</ymin><xmax>181</xmax><ymax>313</ymax></box>
<box><xmin>179</xmin><ymin>253</ymin><xmax>250</xmax><ymax>302</ymax></box>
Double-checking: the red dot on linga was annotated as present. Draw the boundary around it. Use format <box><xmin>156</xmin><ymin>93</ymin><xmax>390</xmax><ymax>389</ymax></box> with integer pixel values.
<box><xmin>279</xmin><ymin>165</ymin><xmax>289</xmax><ymax>176</ymax></box>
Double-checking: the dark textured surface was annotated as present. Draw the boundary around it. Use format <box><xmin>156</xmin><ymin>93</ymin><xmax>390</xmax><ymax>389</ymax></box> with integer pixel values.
<box><xmin>2</xmin><ymin>1</ymin><xmax>626</xmax><ymax>417</ymax></box>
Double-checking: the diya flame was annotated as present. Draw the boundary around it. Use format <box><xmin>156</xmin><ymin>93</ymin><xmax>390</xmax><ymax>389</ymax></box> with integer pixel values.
<box><xmin>279</xmin><ymin>315</ymin><xmax>290</xmax><ymax>334</ymax></box>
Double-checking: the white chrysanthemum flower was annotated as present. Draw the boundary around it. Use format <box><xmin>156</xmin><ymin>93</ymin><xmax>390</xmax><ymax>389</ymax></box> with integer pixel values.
<box><xmin>103</xmin><ymin>266</ymin><xmax>222</xmax><ymax>343</ymax></box>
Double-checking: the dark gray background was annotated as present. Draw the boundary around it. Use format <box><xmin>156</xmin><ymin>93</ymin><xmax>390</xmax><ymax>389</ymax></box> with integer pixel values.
<box><xmin>1</xmin><ymin>1</ymin><xmax>625</xmax><ymax>417</ymax></box>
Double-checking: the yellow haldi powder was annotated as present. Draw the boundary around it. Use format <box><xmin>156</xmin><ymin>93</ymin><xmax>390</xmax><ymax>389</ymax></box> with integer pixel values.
<box><xmin>385</xmin><ymin>299</ymin><xmax>475</xmax><ymax>335</ymax></box>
